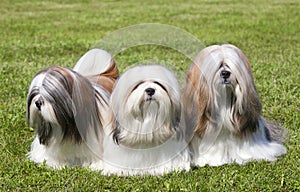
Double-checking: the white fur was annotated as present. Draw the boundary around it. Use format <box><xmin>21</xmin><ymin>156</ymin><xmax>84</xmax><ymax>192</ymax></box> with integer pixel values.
<box><xmin>28</xmin><ymin>129</ymin><xmax>104</xmax><ymax>169</ymax></box>
<box><xmin>103</xmin><ymin>135</ymin><xmax>190</xmax><ymax>176</ymax></box>
<box><xmin>190</xmin><ymin>119</ymin><xmax>287</xmax><ymax>166</ymax></box>
<box><xmin>73</xmin><ymin>48</ymin><xmax>113</xmax><ymax>76</ymax></box>
<box><xmin>103</xmin><ymin>65</ymin><xmax>190</xmax><ymax>175</ymax></box>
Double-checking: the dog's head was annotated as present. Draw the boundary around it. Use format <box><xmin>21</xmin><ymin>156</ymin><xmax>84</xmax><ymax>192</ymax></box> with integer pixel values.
<box><xmin>184</xmin><ymin>44</ymin><xmax>262</xmax><ymax>137</ymax></box>
<box><xmin>26</xmin><ymin>66</ymin><xmax>104</xmax><ymax>145</ymax></box>
<box><xmin>109</xmin><ymin>65</ymin><xmax>181</xmax><ymax>147</ymax></box>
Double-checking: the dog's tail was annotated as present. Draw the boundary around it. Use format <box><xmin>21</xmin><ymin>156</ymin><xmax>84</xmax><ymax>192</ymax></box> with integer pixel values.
<box><xmin>73</xmin><ymin>49</ymin><xmax>119</xmax><ymax>93</ymax></box>
<box><xmin>264</xmin><ymin>118</ymin><xmax>288</xmax><ymax>143</ymax></box>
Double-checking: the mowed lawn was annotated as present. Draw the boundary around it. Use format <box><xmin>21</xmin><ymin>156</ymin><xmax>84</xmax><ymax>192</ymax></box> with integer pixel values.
<box><xmin>0</xmin><ymin>0</ymin><xmax>299</xmax><ymax>191</ymax></box>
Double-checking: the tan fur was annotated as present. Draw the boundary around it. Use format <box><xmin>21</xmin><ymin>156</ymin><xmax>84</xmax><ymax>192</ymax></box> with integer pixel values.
<box><xmin>87</xmin><ymin>58</ymin><xmax>119</xmax><ymax>94</ymax></box>
<box><xmin>183</xmin><ymin>63</ymin><xmax>209</xmax><ymax>139</ymax></box>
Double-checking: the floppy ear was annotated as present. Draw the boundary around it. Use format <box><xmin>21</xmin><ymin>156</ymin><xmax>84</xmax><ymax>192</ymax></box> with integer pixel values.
<box><xmin>233</xmin><ymin>82</ymin><xmax>261</xmax><ymax>137</ymax></box>
<box><xmin>71</xmin><ymin>71</ymin><xmax>105</xmax><ymax>142</ymax></box>
<box><xmin>183</xmin><ymin>63</ymin><xmax>210</xmax><ymax>139</ymax></box>
<box><xmin>37</xmin><ymin>119</ymin><xmax>53</xmax><ymax>145</ymax></box>
<box><xmin>230</xmin><ymin>47</ymin><xmax>262</xmax><ymax>137</ymax></box>
<box><xmin>111</xmin><ymin>113</ymin><xmax>122</xmax><ymax>145</ymax></box>
<box><xmin>170</xmin><ymin>94</ymin><xmax>181</xmax><ymax>136</ymax></box>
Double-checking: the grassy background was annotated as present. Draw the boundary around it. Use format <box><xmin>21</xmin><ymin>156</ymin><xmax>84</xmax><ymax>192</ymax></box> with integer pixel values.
<box><xmin>0</xmin><ymin>0</ymin><xmax>299</xmax><ymax>191</ymax></box>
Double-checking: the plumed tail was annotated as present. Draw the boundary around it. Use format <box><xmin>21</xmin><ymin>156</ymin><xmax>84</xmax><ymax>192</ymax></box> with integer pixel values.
<box><xmin>74</xmin><ymin>48</ymin><xmax>117</xmax><ymax>77</ymax></box>
<box><xmin>73</xmin><ymin>48</ymin><xmax>119</xmax><ymax>93</ymax></box>
<box><xmin>263</xmin><ymin>118</ymin><xmax>288</xmax><ymax>143</ymax></box>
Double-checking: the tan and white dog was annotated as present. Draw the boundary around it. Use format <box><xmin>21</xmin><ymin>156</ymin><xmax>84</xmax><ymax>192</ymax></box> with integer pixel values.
<box><xmin>183</xmin><ymin>44</ymin><xmax>287</xmax><ymax>166</ymax></box>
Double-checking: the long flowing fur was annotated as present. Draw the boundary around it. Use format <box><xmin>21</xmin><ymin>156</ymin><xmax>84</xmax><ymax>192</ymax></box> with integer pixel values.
<box><xmin>103</xmin><ymin>65</ymin><xmax>190</xmax><ymax>176</ymax></box>
<box><xmin>26</xmin><ymin>49</ymin><xmax>118</xmax><ymax>169</ymax></box>
<box><xmin>183</xmin><ymin>44</ymin><xmax>287</xmax><ymax>166</ymax></box>
<box><xmin>74</xmin><ymin>48</ymin><xmax>118</xmax><ymax>93</ymax></box>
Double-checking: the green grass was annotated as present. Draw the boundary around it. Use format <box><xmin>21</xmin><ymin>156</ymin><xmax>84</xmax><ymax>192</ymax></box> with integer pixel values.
<box><xmin>0</xmin><ymin>0</ymin><xmax>299</xmax><ymax>191</ymax></box>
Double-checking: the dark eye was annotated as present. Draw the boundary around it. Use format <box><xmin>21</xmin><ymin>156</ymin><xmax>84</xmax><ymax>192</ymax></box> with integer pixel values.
<box><xmin>153</xmin><ymin>81</ymin><xmax>167</xmax><ymax>92</ymax></box>
<box><xmin>131</xmin><ymin>81</ymin><xmax>144</xmax><ymax>92</ymax></box>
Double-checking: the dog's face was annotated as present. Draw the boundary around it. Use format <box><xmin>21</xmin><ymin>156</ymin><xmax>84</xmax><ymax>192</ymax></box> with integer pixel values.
<box><xmin>27</xmin><ymin>67</ymin><xmax>76</xmax><ymax>145</ymax></box>
<box><xmin>110</xmin><ymin>65</ymin><xmax>181</xmax><ymax>147</ymax></box>
<box><xmin>214</xmin><ymin>63</ymin><xmax>239</xmax><ymax>96</ymax></box>
<box><xmin>126</xmin><ymin>80</ymin><xmax>172</xmax><ymax>122</ymax></box>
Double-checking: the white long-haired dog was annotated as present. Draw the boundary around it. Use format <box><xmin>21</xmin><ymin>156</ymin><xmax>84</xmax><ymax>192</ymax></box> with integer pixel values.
<box><xmin>102</xmin><ymin>65</ymin><xmax>190</xmax><ymax>176</ymax></box>
<box><xmin>183</xmin><ymin>44</ymin><xmax>287</xmax><ymax>166</ymax></box>
<box><xmin>26</xmin><ymin>49</ymin><xmax>118</xmax><ymax>169</ymax></box>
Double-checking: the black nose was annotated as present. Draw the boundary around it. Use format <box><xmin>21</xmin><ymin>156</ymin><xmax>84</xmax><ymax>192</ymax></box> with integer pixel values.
<box><xmin>220</xmin><ymin>70</ymin><xmax>231</xmax><ymax>79</ymax></box>
<box><xmin>145</xmin><ymin>88</ymin><xmax>155</xmax><ymax>96</ymax></box>
<box><xmin>35</xmin><ymin>99</ymin><xmax>43</xmax><ymax>111</ymax></box>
